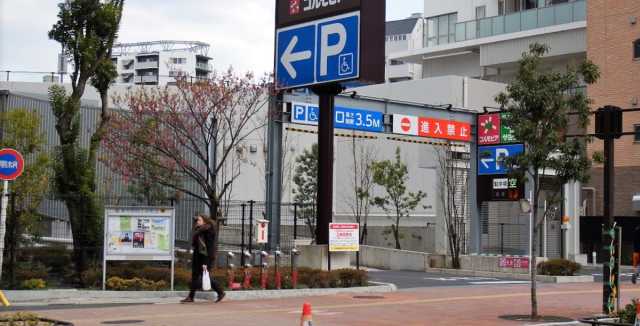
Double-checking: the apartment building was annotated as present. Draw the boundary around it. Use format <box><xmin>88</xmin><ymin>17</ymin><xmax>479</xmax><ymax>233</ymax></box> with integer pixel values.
<box><xmin>391</xmin><ymin>0</ymin><xmax>586</xmax><ymax>83</ymax></box>
<box><xmin>385</xmin><ymin>14</ymin><xmax>424</xmax><ymax>83</ymax></box>
<box><xmin>581</xmin><ymin>0</ymin><xmax>640</xmax><ymax>257</ymax></box>
<box><xmin>111</xmin><ymin>41</ymin><xmax>212</xmax><ymax>86</ymax></box>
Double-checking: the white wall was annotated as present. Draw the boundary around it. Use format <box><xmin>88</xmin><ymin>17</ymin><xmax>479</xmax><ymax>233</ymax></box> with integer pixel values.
<box><xmin>422</xmin><ymin>53</ymin><xmax>482</xmax><ymax>79</ymax></box>
<box><xmin>424</xmin><ymin>0</ymin><xmax>499</xmax><ymax>22</ymax></box>
<box><xmin>158</xmin><ymin>50</ymin><xmax>197</xmax><ymax>85</ymax></box>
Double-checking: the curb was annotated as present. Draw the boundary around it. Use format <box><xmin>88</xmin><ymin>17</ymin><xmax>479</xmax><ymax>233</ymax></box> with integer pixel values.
<box><xmin>425</xmin><ymin>268</ymin><xmax>594</xmax><ymax>283</ymax></box>
<box><xmin>4</xmin><ymin>284</ymin><xmax>397</xmax><ymax>305</ymax></box>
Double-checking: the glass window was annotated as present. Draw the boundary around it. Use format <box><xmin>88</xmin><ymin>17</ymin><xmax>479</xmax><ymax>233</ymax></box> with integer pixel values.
<box><xmin>498</xmin><ymin>0</ymin><xmax>505</xmax><ymax>15</ymax></box>
<box><xmin>426</xmin><ymin>17</ymin><xmax>438</xmax><ymax>46</ymax></box>
<box><xmin>438</xmin><ymin>15</ymin><xmax>449</xmax><ymax>37</ymax></box>
<box><xmin>476</xmin><ymin>6</ymin><xmax>486</xmax><ymax>19</ymax></box>
<box><xmin>635</xmin><ymin>125</ymin><xmax>640</xmax><ymax>142</ymax></box>
<box><xmin>425</xmin><ymin>13</ymin><xmax>457</xmax><ymax>47</ymax></box>
<box><xmin>634</xmin><ymin>39</ymin><xmax>640</xmax><ymax>59</ymax></box>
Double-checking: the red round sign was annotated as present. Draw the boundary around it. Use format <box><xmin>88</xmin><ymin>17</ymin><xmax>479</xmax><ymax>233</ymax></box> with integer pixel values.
<box><xmin>0</xmin><ymin>148</ymin><xmax>24</xmax><ymax>181</ymax></box>
<box><xmin>401</xmin><ymin>117</ymin><xmax>412</xmax><ymax>132</ymax></box>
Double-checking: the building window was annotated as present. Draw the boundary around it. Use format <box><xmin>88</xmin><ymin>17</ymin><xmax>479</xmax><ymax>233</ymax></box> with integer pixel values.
<box><xmin>498</xmin><ymin>0</ymin><xmax>505</xmax><ymax>15</ymax></box>
<box><xmin>476</xmin><ymin>6</ymin><xmax>486</xmax><ymax>19</ymax></box>
<box><xmin>171</xmin><ymin>57</ymin><xmax>186</xmax><ymax>64</ymax></box>
<box><xmin>634</xmin><ymin>39</ymin><xmax>640</xmax><ymax>60</ymax></box>
<box><xmin>390</xmin><ymin>59</ymin><xmax>404</xmax><ymax>66</ymax></box>
<box><xmin>635</xmin><ymin>124</ymin><xmax>640</xmax><ymax>142</ymax></box>
<box><xmin>425</xmin><ymin>12</ymin><xmax>457</xmax><ymax>47</ymax></box>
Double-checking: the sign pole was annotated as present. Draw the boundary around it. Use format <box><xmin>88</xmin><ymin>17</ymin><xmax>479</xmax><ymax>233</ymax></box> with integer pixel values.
<box><xmin>313</xmin><ymin>85</ymin><xmax>342</xmax><ymax>245</ymax></box>
<box><xmin>0</xmin><ymin>180</ymin><xmax>8</xmax><ymax>282</ymax></box>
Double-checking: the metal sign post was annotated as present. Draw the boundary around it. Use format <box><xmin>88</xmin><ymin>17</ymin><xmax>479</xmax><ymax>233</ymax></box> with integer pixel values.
<box><xmin>0</xmin><ymin>148</ymin><xmax>24</xmax><ymax>284</ymax></box>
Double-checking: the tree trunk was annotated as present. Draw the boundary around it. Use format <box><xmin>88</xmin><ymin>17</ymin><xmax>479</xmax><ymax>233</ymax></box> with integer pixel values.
<box><xmin>531</xmin><ymin>173</ymin><xmax>540</xmax><ymax>320</ymax></box>
<box><xmin>392</xmin><ymin>224</ymin><xmax>401</xmax><ymax>250</ymax></box>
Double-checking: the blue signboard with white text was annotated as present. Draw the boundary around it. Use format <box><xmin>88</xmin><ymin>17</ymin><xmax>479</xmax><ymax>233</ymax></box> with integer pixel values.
<box><xmin>276</xmin><ymin>12</ymin><xmax>360</xmax><ymax>89</ymax></box>
<box><xmin>478</xmin><ymin>144</ymin><xmax>524</xmax><ymax>175</ymax></box>
<box><xmin>291</xmin><ymin>102</ymin><xmax>383</xmax><ymax>133</ymax></box>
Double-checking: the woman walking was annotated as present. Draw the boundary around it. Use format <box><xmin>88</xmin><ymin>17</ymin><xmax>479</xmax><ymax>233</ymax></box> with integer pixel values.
<box><xmin>181</xmin><ymin>213</ymin><xmax>226</xmax><ymax>303</ymax></box>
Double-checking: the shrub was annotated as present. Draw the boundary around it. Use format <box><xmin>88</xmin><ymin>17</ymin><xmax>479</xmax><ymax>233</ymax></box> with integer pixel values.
<box><xmin>333</xmin><ymin>269</ymin><xmax>368</xmax><ymax>287</ymax></box>
<box><xmin>21</xmin><ymin>278</ymin><xmax>46</xmax><ymax>290</ymax></box>
<box><xmin>106</xmin><ymin>277</ymin><xmax>167</xmax><ymax>291</ymax></box>
<box><xmin>15</xmin><ymin>261</ymin><xmax>50</xmax><ymax>282</ymax></box>
<box><xmin>616</xmin><ymin>300</ymin><xmax>637</xmax><ymax>323</ymax></box>
<box><xmin>537</xmin><ymin>259</ymin><xmax>581</xmax><ymax>276</ymax></box>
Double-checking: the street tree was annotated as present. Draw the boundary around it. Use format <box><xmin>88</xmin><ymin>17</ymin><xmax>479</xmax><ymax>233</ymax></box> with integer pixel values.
<box><xmin>0</xmin><ymin>109</ymin><xmax>51</xmax><ymax>286</ymax></box>
<box><xmin>434</xmin><ymin>142</ymin><xmax>469</xmax><ymax>269</ymax></box>
<box><xmin>292</xmin><ymin>143</ymin><xmax>319</xmax><ymax>240</ymax></box>
<box><xmin>495</xmin><ymin>43</ymin><xmax>600</xmax><ymax>319</ymax></box>
<box><xmin>371</xmin><ymin>147</ymin><xmax>426</xmax><ymax>250</ymax></box>
<box><xmin>47</xmin><ymin>0</ymin><xmax>124</xmax><ymax>285</ymax></box>
<box><xmin>347</xmin><ymin>134</ymin><xmax>376</xmax><ymax>244</ymax></box>
<box><xmin>102</xmin><ymin>72</ymin><xmax>268</xmax><ymax>225</ymax></box>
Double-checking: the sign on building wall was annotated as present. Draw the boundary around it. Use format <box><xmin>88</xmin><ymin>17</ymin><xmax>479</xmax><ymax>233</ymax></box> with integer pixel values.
<box><xmin>291</xmin><ymin>102</ymin><xmax>384</xmax><ymax>132</ymax></box>
<box><xmin>329</xmin><ymin>223</ymin><xmax>359</xmax><ymax>252</ymax></box>
<box><xmin>392</xmin><ymin>114</ymin><xmax>471</xmax><ymax>142</ymax></box>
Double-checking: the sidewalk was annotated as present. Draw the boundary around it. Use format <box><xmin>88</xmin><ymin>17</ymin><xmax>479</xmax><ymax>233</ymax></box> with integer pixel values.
<box><xmin>2</xmin><ymin>283</ymin><xmax>396</xmax><ymax>307</ymax></box>
<box><xmin>13</xmin><ymin>282</ymin><xmax>640</xmax><ymax>326</ymax></box>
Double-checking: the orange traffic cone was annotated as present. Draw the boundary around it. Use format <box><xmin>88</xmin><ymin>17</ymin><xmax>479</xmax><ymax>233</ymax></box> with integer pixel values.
<box><xmin>300</xmin><ymin>302</ymin><xmax>313</xmax><ymax>326</ymax></box>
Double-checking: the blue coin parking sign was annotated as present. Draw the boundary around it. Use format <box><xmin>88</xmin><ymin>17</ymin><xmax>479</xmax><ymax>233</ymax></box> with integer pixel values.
<box><xmin>0</xmin><ymin>148</ymin><xmax>24</xmax><ymax>181</ymax></box>
<box><xmin>276</xmin><ymin>11</ymin><xmax>360</xmax><ymax>89</ymax></box>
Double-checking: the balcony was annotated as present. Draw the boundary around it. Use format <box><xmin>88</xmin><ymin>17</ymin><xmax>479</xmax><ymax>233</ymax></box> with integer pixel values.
<box><xmin>196</xmin><ymin>62</ymin><xmax>212</xmax><ymax>71</ymax></box>
<box><xmin>454</xmin><ymin>0</ymin><xmax>585</xmax><ymax>43</ymax></box>
<box><xmin>135</xmin><ymin>75</ymin><xmax>159</xmax><ymax>84</ymax></box>
<box><xmin>135</xmin><ymin>61</ymin><xmax>159</xmax><ymax>70</ymax></box>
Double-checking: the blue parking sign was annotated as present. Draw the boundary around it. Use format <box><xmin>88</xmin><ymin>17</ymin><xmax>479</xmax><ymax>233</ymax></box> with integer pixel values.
<box><xmin>276</xmin><ymin>12</ymin><xmax>360</xmax><ymax>90</ymax></box>
<box><xmin>478</xmin><ymin>144</ymin><xmax>525</xmax><ymax>175</ymax></box>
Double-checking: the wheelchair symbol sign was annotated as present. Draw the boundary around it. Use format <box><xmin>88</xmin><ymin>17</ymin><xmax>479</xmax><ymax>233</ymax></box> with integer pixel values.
<box><xmin>339</xmin><ymin>53</ymin><xmax>354</xmax><ymax>76</ymax></box>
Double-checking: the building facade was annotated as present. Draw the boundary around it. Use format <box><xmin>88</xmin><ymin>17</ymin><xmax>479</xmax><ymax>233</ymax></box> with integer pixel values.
<box><xmin>579</xmin><ymin>0</ymin><xmax>640</xmax><ymax>261</ymax></box>
<box><xmin>385</xmin><ymin>14</ymin><xmax>424</xmax><ymax>83</ymax></box>
<box><xmin>392</xmin><ymin>0</ymin><xmax>586</xmax><ymax>83</ymax></box>
<box><xmin>111</xmin><ymin>41</ymin><xmax>212</xmax><ymax>86</ymax></box>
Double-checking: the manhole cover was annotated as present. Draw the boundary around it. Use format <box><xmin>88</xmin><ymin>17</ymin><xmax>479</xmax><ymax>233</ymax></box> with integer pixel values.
<box><xmin>353</xmin><ymin>295</ymin><xmax>385</xmax><ymax>299</ymax></box>
<box><xmin>101</xmin><ymin>320</ymin><xmax>145</xmax><ymax>325</ymax></box>
<box><xmin>499</xmin><ymin>315</ymin><xmax>574</xmax><ymax>322</ymax></box>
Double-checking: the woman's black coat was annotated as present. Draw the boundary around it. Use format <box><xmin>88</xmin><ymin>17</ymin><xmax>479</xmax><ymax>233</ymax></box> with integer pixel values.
<box><xmin>190</xmin><ymin>224</ymin><xmax>216</xmax><ymax>288</ymax></box>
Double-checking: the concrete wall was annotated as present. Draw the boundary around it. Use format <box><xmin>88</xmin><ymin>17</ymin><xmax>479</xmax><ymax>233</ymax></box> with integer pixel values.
<box><xmin>356</xmin><ymin>245</ymin><xmax>548</xmax><ymax>274</ymax></box>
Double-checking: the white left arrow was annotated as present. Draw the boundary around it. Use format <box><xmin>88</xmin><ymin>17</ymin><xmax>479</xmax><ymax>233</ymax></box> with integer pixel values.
<box><xmin>281</xmin><ymin>36</ymin><xmax>312</xmax><ymax>79</ymax></box>
<box><xmin>481</xmin><ymin>158</ymin><xmax>494</xmax><ymax>169</ymax></box>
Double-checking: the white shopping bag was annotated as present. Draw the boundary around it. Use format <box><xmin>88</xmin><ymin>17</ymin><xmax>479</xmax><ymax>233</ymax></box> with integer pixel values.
<box><xmin>202</xmin><ymin>267</ymin><xmax>212</xmax><ymax>291</ymax></box>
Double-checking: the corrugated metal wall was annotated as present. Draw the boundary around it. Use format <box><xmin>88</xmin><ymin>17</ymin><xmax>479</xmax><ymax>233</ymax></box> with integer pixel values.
<box><xmin>1</xmin><ymin>92</ymin><xmax>203</xmax><ymax>242</ymax></box>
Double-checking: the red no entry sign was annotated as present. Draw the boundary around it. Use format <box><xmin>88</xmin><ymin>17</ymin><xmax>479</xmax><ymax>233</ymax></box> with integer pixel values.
<box><xmin>0</xmin><ymin>148</ymin><xmax>24</xmax><ymax>181</ymax></box>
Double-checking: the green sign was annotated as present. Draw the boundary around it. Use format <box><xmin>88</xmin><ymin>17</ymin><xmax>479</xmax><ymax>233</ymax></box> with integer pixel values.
<box><xmin>500</xmin><ymin>113</ymin><xmax>517</xmax><ymax>143</ymax></box>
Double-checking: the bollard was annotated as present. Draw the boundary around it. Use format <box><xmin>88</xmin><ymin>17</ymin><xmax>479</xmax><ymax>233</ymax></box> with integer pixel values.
<box><xmin>227</xmin><ymin>252</ymin><xmax>235</xmax><ymax>290</ymax></box>
<box><xmin>260</xmin><ymin>251</ymin><xmax>269</xmax><ymax>289</ymax></box>
<box><xmin>274</xmin><ymin>250</ymin><xmax>282</xmax><ymax>290</ymax></box>
<box><xmin>291</xmin><ymin>248</ymin><xmax>300</xmax><ymax>289</ymax></box>
<box><xmin>242</xmin><ymin>250</ymin><xmax>253</xmax><ymax>289</ymax></box>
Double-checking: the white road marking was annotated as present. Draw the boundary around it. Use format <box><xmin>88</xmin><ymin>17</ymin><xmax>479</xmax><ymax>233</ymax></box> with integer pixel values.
<box><xmin>469</xmin><ymin>281</ymin><xmax>530</xmax><ymax>285</ymax></box>
<box><xmin>526</xmin><ymin>321</ymin><xmax>579</xmax><ymax>326</ymax></box>
<box><xmin>424</xmin><ymin>277</ymin><xmax>499</xmax><ymax>282</ymax></box>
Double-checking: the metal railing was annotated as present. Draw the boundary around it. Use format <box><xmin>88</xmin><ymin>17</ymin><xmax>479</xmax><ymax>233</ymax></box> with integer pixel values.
<box><xmin>453</xmin><ymin>0</ymin><xmax>586</xmax><ymax>43</ymax></box>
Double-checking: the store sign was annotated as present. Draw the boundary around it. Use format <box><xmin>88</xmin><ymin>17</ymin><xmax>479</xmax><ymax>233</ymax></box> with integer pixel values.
<box><xmin>392</xmin><ymin>114</ymin><xmax>471</xmax><ymax>142</ymax></box>
<box><xmin>256</xmin><ymin>219</ymin><xmax>269</xmax><ymax>244</ymax></box>
<box><xmin>277</xmin><ymin>0</ymin><xmax>361</xmax><ymax>28</ymax></box>
<box><xmin>329</xmin><ymin>223</ymin><xmax>359</xmax><ymax>252</ymax></box>
<box><xmin>478</xmin><ymin>113</ymin><xmax>517</xmax><ymax>145</ymax></box>
<box><xmin>499</xmin><ymin>256</ymin><xmax>529</xmax><ymax>269</ymax></box>
<box><xmin>291</xmin><ymin>102</ymin><xmax>384</xmax><ymax>132</ymax></box>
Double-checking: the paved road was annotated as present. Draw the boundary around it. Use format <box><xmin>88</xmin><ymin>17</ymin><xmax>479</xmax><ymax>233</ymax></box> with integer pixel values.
<box><xmin>369</xmin><ymin>270</ymin><xmax>529</xmax><ymax>289</ymax></box>
<box><xmin>21</xmin><ymin>283</ymin><xmax>640</xmax><ymax>326</ymax></box>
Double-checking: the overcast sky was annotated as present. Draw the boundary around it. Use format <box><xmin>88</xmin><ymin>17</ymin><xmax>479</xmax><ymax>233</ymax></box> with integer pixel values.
<box><xmin>0</xmin><ymin>0</ymin><xmax>422</xmax><ymax>81</ymax></box>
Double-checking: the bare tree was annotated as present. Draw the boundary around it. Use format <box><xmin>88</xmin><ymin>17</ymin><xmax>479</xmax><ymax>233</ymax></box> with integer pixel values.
<box><xmin>346</xmin><ymin>132</ymin><xmax>376</xmax><ymax>245</ymax></box>
<box><xmin>435</xmin><ymin>142</ymin><xmax>470</xmax><ymax>269</ymax></box>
